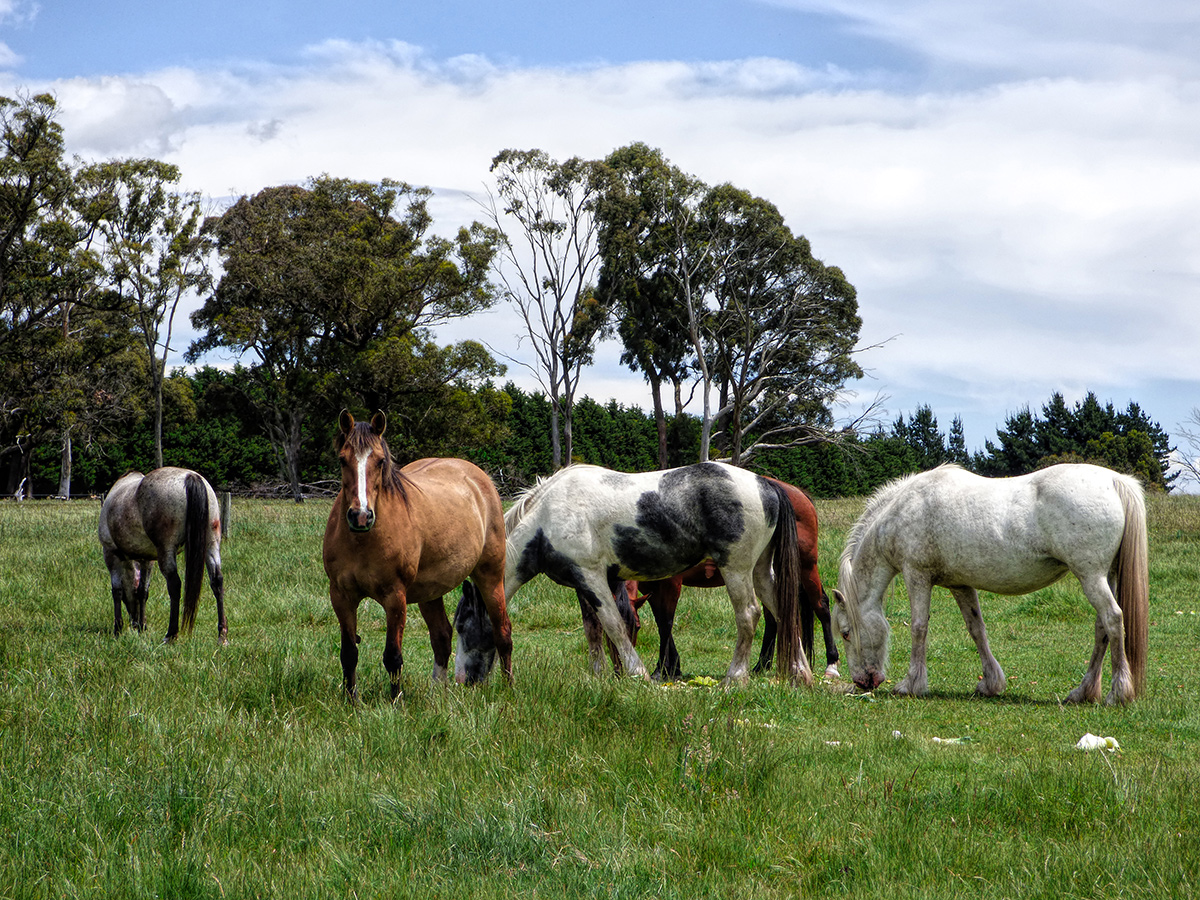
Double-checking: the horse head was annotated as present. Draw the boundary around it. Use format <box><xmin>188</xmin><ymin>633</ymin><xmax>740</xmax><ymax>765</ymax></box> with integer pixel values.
<box><xmin>832</xmin><ymin>559</ymin><xmax>889</xmax><ymax>692</ymax></box>
<box><xmin>453</xmin><ymin>581</ymin><xmax>497</xmax><ymax>684</ymax></box>
<box><xmin>335</xmin><ymin>409</ymin><xmax>391</xmax><ymax>533</ymax></box>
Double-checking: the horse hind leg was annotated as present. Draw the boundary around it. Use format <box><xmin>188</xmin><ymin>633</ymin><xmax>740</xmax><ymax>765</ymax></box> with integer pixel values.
<box><xmin>950</xmin><ymin>587</ymin><xmax>1006</xmax><ymax>696</ymax></box>
<box><xmin>418</xmin><ymin>597</ymin><xmax>453</xmax><ymax>684</ymax></box>
<box><xmin>722</xmin><ymin>571</ymin><xmax>763</xmax><ymax>687</ymax></box>
<box><xmin>207</xmin><ymin>546</ymin><xmax>228</xmax><ymax>644</ymax></box>
<box><xmin>158</xmin><ymin>548</ymin><xmax>183</xmax><ymax>643</ymax></box>
<box><xmin>1070</xmin><ymin>572</ymin><xmax>1132</xmax><ymax>705</ymax></box>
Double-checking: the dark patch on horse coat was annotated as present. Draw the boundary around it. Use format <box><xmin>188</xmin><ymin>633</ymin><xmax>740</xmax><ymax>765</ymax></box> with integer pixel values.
<box><xmin>513</xmin><ymin>527</ymin><xmax>591</xmax><ymax>592</ymax></box>
<box><xmin>611</xmin><ymin>463</ymin><xmax>753</xmax><ymax>578</ymax></box>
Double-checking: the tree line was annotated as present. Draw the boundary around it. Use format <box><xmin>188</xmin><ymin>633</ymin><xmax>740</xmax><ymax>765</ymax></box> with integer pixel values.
<box><xmin>1</xmin><ymin>93</ymin><xmax>1176</xmax><ymax>499</ymax></box>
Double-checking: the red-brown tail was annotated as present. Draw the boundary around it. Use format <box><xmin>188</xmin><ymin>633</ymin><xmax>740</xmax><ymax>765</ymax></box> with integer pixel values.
<box><xmin>769</xmin><ymin>482</ymin><xmax>807</xmax><ymax>683</ymax></box>
<box><xmin>1114</xmin><ymin>475</ymin><xmax>1148</xmax><ymax>696</ymax></box>
<box><xmin>181</xmin><ymin>473</ymin><xmax>209</xmax><ymax>634</ymax></box>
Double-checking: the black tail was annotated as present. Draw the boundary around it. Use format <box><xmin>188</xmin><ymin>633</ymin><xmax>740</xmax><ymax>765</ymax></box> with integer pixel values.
<box><xmin>769</xmin><ymin>482</ymin><xmax>805</xmax><ymax>681</ymax></box>
<box><xmin>181</xmin><ymin>473</ymin><xmax>209</xmax><ymax>634</ymax></box>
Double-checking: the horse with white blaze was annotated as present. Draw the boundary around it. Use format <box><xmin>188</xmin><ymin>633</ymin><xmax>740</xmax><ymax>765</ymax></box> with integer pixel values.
<box><xmin>454</xmin><ymin>461</ymin><xmax>812</xmax><ymax>687</ymax></box>
<box><xmin>832</xmin><ymin>463</ymin><xmax>1148</xmax><ymax>704</ymax></box>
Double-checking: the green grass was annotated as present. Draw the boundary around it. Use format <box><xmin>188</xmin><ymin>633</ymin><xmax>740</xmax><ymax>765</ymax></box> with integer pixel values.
<box><xmin>0</xmin><ymin>493</ymin><xmax>1198</xmax><ymax>898</ymax></box>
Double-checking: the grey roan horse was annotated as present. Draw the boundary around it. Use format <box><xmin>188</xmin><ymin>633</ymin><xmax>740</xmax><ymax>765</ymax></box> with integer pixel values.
<box><xmin>833</xmin><ymin>463</ymin><xmax>1148</xmax><ymax>704</ymax></box>
<box><xmin>99</xmin><ymin>467</ymin><xmax>227</xmax><ymax>643</ymax></box>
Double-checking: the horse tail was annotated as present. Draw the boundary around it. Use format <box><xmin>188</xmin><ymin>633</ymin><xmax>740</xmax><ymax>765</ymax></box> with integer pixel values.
<box><xmin>769</xmin><ymin>482</ymin><xmax>805</xmax><ymax>682</ymax></box>
<box><xmin>181</xmin><ymin>472</ymin><xmax>209</xmax><ymax>634</ymax></box>
<box><xmin>1113</xmin><ymin>474</ymin><xmax>1149</xmax><ymax>697</ymax></box>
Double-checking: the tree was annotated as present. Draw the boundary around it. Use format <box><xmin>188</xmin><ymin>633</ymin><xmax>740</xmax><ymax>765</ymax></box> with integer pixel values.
<box><xmin>975</xmin><ymin>391</ymin><xmax>1175</xmax><ymax>489</ymax></box>
<box><xmin>79</xmin><ymin>158</ymin><xmax>210</xmax><ymax>469</ymax></box>
<box><xmin>484</xmin><ymin>149</ymin><xmax>610</xmax><ymax>469</ymax></box>
<box><xmin>190</xmin><ymin>176</ymin><xmax>500</xmax><ymax>499</ymax></box>
<box><xmin>0</xmin><ymin>93</ymin><xmax>76</xmax><ymax>494</ymax></box>
<box><xmin>1174</xmin><ymin>408</ymin><xmax>1200</xmax><ymax>490</ymax></box>
<box><xmin>596</xmin><ymin>143</ymin><xmax>697</xmax><ymax>468</ymax></box>
<box><xmin>893</xmin><ymin>405</ymin><xmax>947</xmax><ymax>472</ymax></box>
<box><xmin>703</xmin><ymin>183</ymin><xmax>863</xmax><ymax>465</ymax></box>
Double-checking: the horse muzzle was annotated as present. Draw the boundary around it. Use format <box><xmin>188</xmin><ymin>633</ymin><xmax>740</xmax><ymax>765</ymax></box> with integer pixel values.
<box><xmin>854</xmin><ymin>669</ymin><xmax>885</xmax><ymax>692</ymax></box>
<box><xmin>346</xmin><ymin>506</ymin><xmax>376</xmax><ymax>532</ymax></box>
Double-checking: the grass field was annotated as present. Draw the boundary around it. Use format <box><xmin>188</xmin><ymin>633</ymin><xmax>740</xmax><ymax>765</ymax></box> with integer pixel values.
<box><xmin>1</xmin><ymin>490</ymin><xmax>1198</xmax><ymax>899</ymax></box>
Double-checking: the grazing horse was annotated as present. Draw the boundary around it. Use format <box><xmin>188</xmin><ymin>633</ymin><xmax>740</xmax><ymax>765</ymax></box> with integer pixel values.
<box><xmin>322</xmin><ymin>410</ymin><xmax>512</xmax><ymax>701</ymax></box>
<box><xmin>832</xmin><ymin>463</ymin><xmax>1148</xmax><ymax>705</ymax></box>
<box><xmin>456</xmin><ymin>461</ymin><xmax>812</xmax><ymax>686</ymax></box>
<box><xmin>98</xmin><ymin>467</ymin><xmax>227</xmax><ymax>643</ymax></box>
<box><xmin>620</xmin><ymin>477</ymin><xmax>838</xmax><ymax>681</ymax></box>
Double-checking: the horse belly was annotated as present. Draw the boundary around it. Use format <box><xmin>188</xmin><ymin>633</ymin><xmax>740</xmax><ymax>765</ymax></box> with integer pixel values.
<box><xmin>937</xmin><ymin>555</ymin><xmax>1070</xmax><ymax>596</ymax></box>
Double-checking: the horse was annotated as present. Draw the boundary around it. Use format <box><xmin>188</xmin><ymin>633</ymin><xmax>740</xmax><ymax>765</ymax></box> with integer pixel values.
<box><xmin>456</xmin><ymin>461</ymin><xmax>812</xmax><ymax>686</ymax></box>
<box><xmin>832</xmin><ymin>463</ymin><xmax>1148</xmax><ymax>705</ymax></box>
<box><xmin>322</xmin><ymin>410</ymin><xmax>513</xmax><ymax>701</ymax></box>
<box><xmin>98</xmin><ymin>467</ymin><xmax>227</xmax><ymax>643</ymax></box>
<box><xmin>620</xmin><ymin>477</ymin><xmax>839</xmax><ymax>681</ymax></box>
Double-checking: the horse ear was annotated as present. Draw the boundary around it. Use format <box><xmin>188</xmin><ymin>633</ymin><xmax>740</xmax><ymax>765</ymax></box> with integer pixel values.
<box><xmin>338</xmin><ymin>409</ymin><xmax>355</xmax><ymax>435</ymax></box>
<box><xmin>833</xmin><ymin>589</ymin><xmax>846</xmax><ymax>606</ymax></box>
<box><xmin>370</xmin><ymin>411</ymin><xmax>387</xmax><ymax>436</ymax></box>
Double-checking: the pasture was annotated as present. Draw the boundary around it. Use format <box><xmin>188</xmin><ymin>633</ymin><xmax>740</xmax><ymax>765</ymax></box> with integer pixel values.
<box><xmin>0</xmin><ymin>491</ymin><xmax>1198</xmax><ymax>899</ymax></box>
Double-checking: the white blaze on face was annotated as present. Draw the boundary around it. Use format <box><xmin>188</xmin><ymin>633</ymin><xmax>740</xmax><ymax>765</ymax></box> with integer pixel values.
<box><xmin>355</xmin><ymin>447</ymin><xmax>372</xmax><ymax>512</ymax></box>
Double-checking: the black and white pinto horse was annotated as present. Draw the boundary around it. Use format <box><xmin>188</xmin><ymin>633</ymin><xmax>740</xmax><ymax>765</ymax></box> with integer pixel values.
<box><xmin>455</xmin><ymin>462</ymin><xmax>812</xmax><ymax>687</ymax></box>
<box><xmin>833</xmin><ymin>463</ymin><xmax>1148</xmax><ymax>704</ymax></box>
<box><xmin>99</xmin><ymin>467</ymin><xmax>228</xmax><ymax>643</ymax></box>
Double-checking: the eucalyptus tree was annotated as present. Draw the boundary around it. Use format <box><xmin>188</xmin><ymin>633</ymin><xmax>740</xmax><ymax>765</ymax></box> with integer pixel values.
<box><xmin>702</xmin><ymin>184</ymin><xmax>862</xmax><ymax>466</ymax></box>
<box><xmin>596</xmin><ymin>143</ymin><xmax>698</xmax><ymax>468</ymax></box>
<box><xmin>78</xmin><ymin>158</ymin><xmax>210</xmax><ymax>469</ymax></box>
<box><xmin>484</xmin><ymin>148</ymin><xmax>610</xmax><ymax>469</ymax></box>
<box><xmin>190</xmin><ymin>176</ymin><xmax>500</xmax><ymax>500</ymax></box>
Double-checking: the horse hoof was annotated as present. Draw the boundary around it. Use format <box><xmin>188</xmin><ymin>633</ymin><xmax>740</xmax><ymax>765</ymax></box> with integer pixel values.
<box><xmin>824</xmin><ymin>664</ymin><xmax>840</xmax><ymax>679</ymax></box>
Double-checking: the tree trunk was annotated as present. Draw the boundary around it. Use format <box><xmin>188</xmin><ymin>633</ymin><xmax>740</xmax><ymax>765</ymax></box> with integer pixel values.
<box><xmin>649</xmin><ymin>376</ymin><xmax>668</xmax><ymax>469</ymax></box>
<box><xmin>57</xmin><ymin>430</ymin><xmax>72</xmax><ymax>499</ymax></box>
<box><xmin>549</xmin><ymin>401</ymin><xmax>562</xmax><ymax>470</ymax></box>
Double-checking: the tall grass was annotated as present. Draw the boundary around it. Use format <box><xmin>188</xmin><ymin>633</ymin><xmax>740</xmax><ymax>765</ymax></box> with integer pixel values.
<box><xmin>0</xmin><ymin>492</ymin><xmax>1197</xmax><ymax>898</ymax></box>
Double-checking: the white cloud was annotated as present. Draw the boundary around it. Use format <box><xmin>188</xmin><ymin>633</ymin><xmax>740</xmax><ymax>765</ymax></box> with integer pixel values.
<box><xmin>19</xmin><ymin>36</ymin><xmax>1200</xmax><ymax>450</ymax></box>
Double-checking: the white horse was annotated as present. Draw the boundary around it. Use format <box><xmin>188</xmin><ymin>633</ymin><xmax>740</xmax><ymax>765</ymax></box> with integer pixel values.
<box><xmin>456</xmin><ymin>462</ymin><xmax>812</xmax><ymax>687</ymax></box>
<box><xmin>832</xmin><ymin>463</ymin><xmax>1148</xmax><ymax>705</ymax></box>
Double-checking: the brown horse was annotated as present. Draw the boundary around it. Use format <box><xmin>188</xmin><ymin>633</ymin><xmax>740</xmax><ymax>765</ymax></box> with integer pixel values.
<box><xmin>322</xmin><ymin>410</ymin><xmax>513</xmax><ymax>701</ymax></box>
<box><xmin>620</xmin><ymin>477</ymin><xmax>837</xmax><ymax>680</ymax></box>
<box><xmin>98</xmin><ymin>467</ymin><xmax>227</xmax><ymax>643</ymax></box>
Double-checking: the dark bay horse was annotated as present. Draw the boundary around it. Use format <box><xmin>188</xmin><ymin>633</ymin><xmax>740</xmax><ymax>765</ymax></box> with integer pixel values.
<box><xmin>322</xmin><ymin>410</ymin><xmax>513</xmax><ymax>701</ymax></box>
<box><xmin>456</xmin><ymin>461</ymin><xmax>812</xmax><ymax>686</ymax></box>
<box><xmin>621</xmin><ymin>477</ymin><xmax>838</xmax><ymax>681</ymax></box>
<box><xmin>98</xmin><ymin>467</ymin><xmax>227</xmax><ymax>643</ymax></box>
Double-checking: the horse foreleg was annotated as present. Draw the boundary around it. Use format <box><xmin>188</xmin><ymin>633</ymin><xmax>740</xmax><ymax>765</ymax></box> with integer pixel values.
<box><xmin>331</xmin><ymin>589</ymin><xmax>361</xmax><ymax>701</ymax></box>
<box><xmin>894</xmin><ymin>572</ymin><xmax>931</xmax><ymax>696</ymax></box>
<box><xmin>646</xmin><ymin>579</ymin><xmax>684</xmax><ymax>681</ymax></box>
<box><xmin>1073</xmin><ymin>574</ymin><xmax>1132</xmax><ymax>705</ymax></box>
<box><xmin>382</xmin><ymin>597</ymin><xmax>408</xmax><ymax>701</ymax></box>
<box><xmin>418</xmin><ymin>598</ymin><xmax>452</xmax><ymax>684</ymax></box>
<box><xmin>133</xmin><ymin>562</ymin><xmax>151</xmax><ymax>632</ymax></box>
<box><xmin>950</xmin><ymin>587</ymin><xmax>1006</xmax><ymax>696</ymax></box>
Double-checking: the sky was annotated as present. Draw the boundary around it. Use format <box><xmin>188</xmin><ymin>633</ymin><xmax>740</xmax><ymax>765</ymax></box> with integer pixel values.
<box><xmin>2</xmin><ymin>0</ymin><xmax>1199</xmax><ymax>481</ymax></box>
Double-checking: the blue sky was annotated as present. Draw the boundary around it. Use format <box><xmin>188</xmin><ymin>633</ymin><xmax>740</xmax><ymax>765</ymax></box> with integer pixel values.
<box><xmin>3</xmin><ymin>1</ymin><xmax>1199</xmax><ymax>480</ymax></box>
